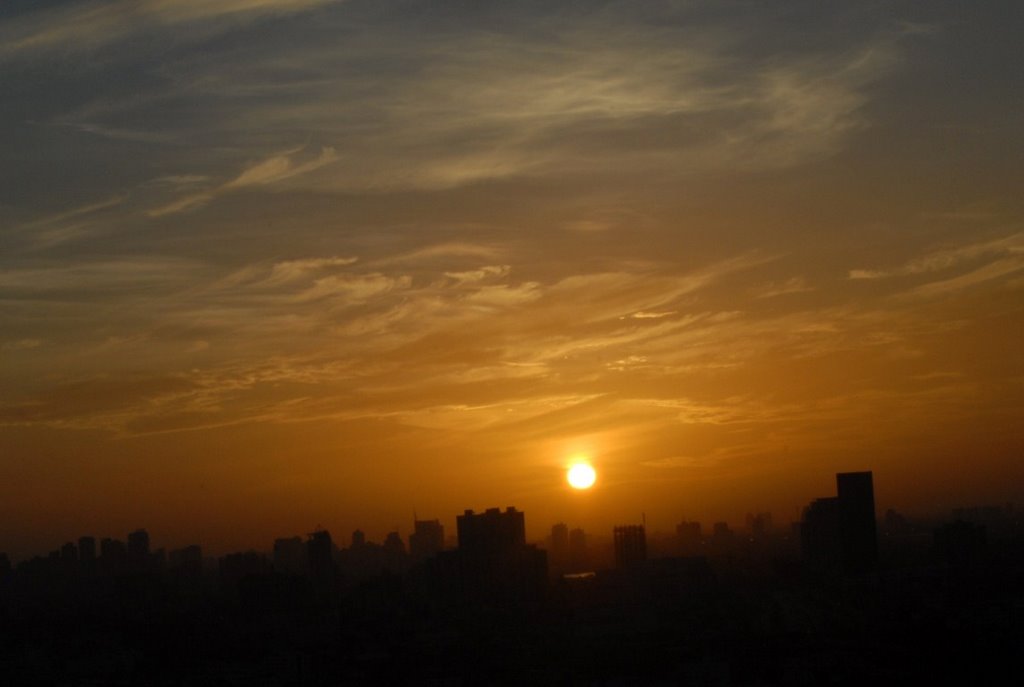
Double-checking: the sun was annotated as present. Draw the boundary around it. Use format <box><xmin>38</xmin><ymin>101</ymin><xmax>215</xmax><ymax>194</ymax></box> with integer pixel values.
<box><xmin>567</xmin><ymin>462</ymin><xmax>596</xmax><ymax>490</ymax></box>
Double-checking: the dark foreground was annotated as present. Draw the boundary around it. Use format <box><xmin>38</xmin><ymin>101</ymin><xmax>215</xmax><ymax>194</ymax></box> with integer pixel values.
<box><xmin>2</xmin><ymin>533</ymin><xmax>1022</xmax><ymax>685</ymax></box>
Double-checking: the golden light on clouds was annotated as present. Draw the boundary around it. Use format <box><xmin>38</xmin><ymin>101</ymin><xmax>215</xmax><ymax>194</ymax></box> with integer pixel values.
<box><xmin>1</xmin><ymin>1</ymin><xmax>1023</xmax><ymax>557</ymax></box>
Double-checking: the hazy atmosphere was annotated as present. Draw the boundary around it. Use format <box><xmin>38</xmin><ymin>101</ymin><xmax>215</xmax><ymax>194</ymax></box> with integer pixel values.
<box><xmin>2</xmin><ymin>0</ymin><xmax>1022</xmax><ymax>559</ymax></box>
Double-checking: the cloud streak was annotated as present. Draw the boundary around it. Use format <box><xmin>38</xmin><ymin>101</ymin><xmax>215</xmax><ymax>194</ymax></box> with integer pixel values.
<box><xmin>148</xmin><ymin>146</ymin><xmax>337</xmax><ymax>216</ymax></box>
<box><xmin>0</xmin><ymin>0</ymin><xmax>342</xmax><ymax>58</ymax></box>
<box><xmin>26</xmin><ymin>2</ymin><xmax>912</xmax><ymax>199</ymax></box>
<box><xmin>850</xmin><ymin>232</ymin><xmax>1024</xmax><ymax>280</ymax></box>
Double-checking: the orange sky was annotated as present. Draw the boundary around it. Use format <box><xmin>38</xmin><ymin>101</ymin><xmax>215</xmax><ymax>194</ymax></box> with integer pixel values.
<box><xmin>2</xmin><ymin>1</ymin><xmax>1023</xmax><ymax>559</ymax></box>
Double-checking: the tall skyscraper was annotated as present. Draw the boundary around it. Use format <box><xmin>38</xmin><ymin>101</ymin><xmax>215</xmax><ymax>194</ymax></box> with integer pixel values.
<box><xmin>801</xmin><ymin>471</ymin><xmax>878</xmax><ymax>574</ymax></box>
<box><xmin>836</xmin><ymin>471</ymin><xmax>878</xmax><ymax>573</ymax></box>
<box><xmin>457</xmin><ymin>507</ymin><xmax>525</xmax><ymax>554</ymax></box>
<box><xmin>613</xmin><ymin>525</ymin><xmax>647</xmax><ymax>568</ymax></box>
<box><xmin>452</xmin><ymin>506</ymin><xmax>546</xmax><ymax>603</ymax></box>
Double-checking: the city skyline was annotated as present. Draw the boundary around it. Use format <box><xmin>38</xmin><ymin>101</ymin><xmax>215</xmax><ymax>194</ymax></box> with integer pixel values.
<box><xmin>4</xmin><ymin>478</ymin><xmax>1018</xmax><ymax>683</ymax></box>
<box><xmin>3</xmin><ymin>471</ymin><xmax>1004</xmax><ymax>565</ymax></box>
<box><xmin>3</xmin><ymin>2</ymin><xmax>1023</xmax><ymax>557</ymax></box>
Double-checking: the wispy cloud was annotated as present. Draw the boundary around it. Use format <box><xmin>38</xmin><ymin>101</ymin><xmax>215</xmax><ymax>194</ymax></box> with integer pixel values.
<box><xmin>31</xmin><ymin>3</ymin><xmax>911</xmax><ymax>197</ymax></box>
<box><xmin>444</xmin><ymin>266</ymin><xmax>510</xmax><ymax>285</ymax></box>
<box><xmin>0</xmin><ymin>0</ymin><xmax>342</xmax><ymax>58</ymax></box>
<box><xmin>847</xmin><ymin>231</ymin><xmax>1024</xmax><ymax>299</ymax></box>
<box><xmin>850</xmin><ymin>232</ymin><xmax>1024</xmax><ymax>280</ymax></box>
<box><xmin>294</xmin><ymin>27</ymin><xmax>900</xmax><ymax>189</ymax></box>
<box><xmin>1</xmin><ymin>338</ymin><xmax>43</xmax><ymax>352</ymax></box>
<box><xmin>148</xmin><ymin>146</ymin><xmax>337</xmax><ymax>216</ymax></box>
<box><xmin>0</xmin><ymin>250</ymin><xmax>770</xmax><ymax>432</ymax></box>
<box><xmin>16</xmin><ymin>195</ymin><xmax>127</xmax><ymax>229</ymax></box>
<box><xmin>372</xmin><ymin>243</ymin><xmax>503</xmax><ymax>267</ymax></box>
<box><xmin>267</xmin><ymin>256</ymin><xmax>358</xmax><ymax>284</ymax></box>
<box><xmin>754</xmin><ymin>277</ymin><xmax>814</xmax><ymax>299</ymax></box>
<box><xmin>7</xmin><ymin>195</ymin><xmax>127</xmax><ymax>249</ymax></box>
<box><xmin>0</xmin><ymin>257</ymin><xmax>201</xmax><ymax>293</ymax></box>
<box><xmin>629</xmin><ymin>311</ymin><xmax>676</xmax><ymax>319</ymax></box>
<box><xmin>900</xmin><ymin>258</ymin><xmax>1024</xmax><ymax>300</ymax></box>
<box><xmin>294</xmin><ymin>273</ymin><xmax>410</xmax><ymax>304</ymax></box>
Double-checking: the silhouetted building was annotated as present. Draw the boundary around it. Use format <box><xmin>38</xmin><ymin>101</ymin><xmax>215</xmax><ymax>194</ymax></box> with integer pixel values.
<box><xmin>676</xmin><ymin>520</ymin><xmax>702</xmax><ymax>554</ymax></box>
<box><xmin>379</xmin><ymin>531</ymin><xmax>408</xmax><ymax>573</ymax></box>
<box><xmin>220</xmin><ymin>551</ymin><xmax>270</xmax><ymax>583</ymax></box>
<box><xmin>951</xmin><ymin>504</ymin><xmax>1016</xmax><ymax>539</ymax></box>
<box><xmin>549</xmin><ymin>522</ymin><xmax>569</xmax><ymax>571</ymax></box>
<box><xmin>0</xmin><ymin>552</ymin><xmax>9</xmax><ymax>577</ymax></box>
<box><xmin>307</xmin><ymin>530</ymin><xmax>334</xmax><ymax>579</ymax></box>
<box><xmin>409</xmin><ymin>519</ymin><xmax>444</xmax><ymax>562</ymax></box>
<box><xmin>801</xmin><ymin>497</ymin><xmax>841</xmax><ymax>572</ymax></box>
<box><xmin>127</xmin><ymin>529</ymin><xmax>151</xmax><ymax>572</ymax></box>
<box><xmin>569</xmin><ymin>527</ymin><xmax>588</xmax><ymax>571</ymax></box>
<box><xmin>746</xmin><ymin>512</ymin><xmax>773</xmax><ymax>540</ymax></box>
<box><xmin>273</xmin><ymin>536</ymin><xmax>307</xmax><ymax>575</ymax></box>
<box><xmin>836</xmin><ymin>471</ymin><xmax>878</xmax><ymax>573</ymax></box>
<box><xmin>168</xmin><ymin>545</ymin><xmax>203</xmax><ymax>577</ymax></box>
<box><xmin>78</xmin><ymin>536</ymin><xmax>96</xmax><ymax>567</ymax></box>
<box><xmin>384</xmin><ymin>531</ymin><xmax>405</xmax><ymax>554</ymax></box>
<box><xmin>934</xmin><ymin>520</ymin><xmax>988</xmax><ymax>571</ymax></box>
<box><xmin>457</xmin><ymin>507</ymin><xmax>526</xmax><ymax>554</ymax></box>
<box><xmin>613</xmin><ymin>525</ymin><xmax>647</xmax><ymax>568</ymax></box>
<box><xmin>60</xmin><ymin>541</ymin><xmax>78</xmax><ymax>564</ymax></box>
<box><xmin>99</xmin><ymin>538</ymin><xmax>127</xmax><ymax>575</ymax></box>
<box><xmin>351</xmin><ymin>529</ymin><xmax>366</xmax><ymax>549</ymax></box>
<box><xmin>953</xmin><ymin>504</ymin><xmax>1007</xmax><ymax>523</ymax></box>
<box><xmin>338</xmin><ymin>536</ymin><xmax>407</xmax><ymax>578</ymax></box>
<box><xmin>450</xmin><ymin>507</ymin><xmax>546</xmax><ymax>605</ymax></box>
<box><xmin>551</xmin><ymin>522</ymin><xmax>569</xmax><ymax>550</ymax></box>
<box><xmin>710</xmin><ymin>521</ymin><xmax>735</xmax><ymax>552</ymax></box>
<box><xmin>152</xmin><ymin>547</ymin><xmax>167</xmax><ymax>571</ymax></box>
<box><xmin>883</xmin><ymin>508</ymin><xmax>911</xmax><ymax>538</ymax></box>
<box><xmin>801</xmin><ymin>471</ymin><xmax>878</xmax><ymax>574</ymax></box>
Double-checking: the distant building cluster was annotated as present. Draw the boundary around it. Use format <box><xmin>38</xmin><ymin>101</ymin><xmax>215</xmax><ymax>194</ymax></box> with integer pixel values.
<box><xmin>4</xmin><ymin>472</ymin><xmax>1023</xmax><ymax>685</ymax></box>
<box><xmin>5</xmin><ymin>471</ymin><xmax>1018</xmax><ymax>596</ymax></box>
<box><xmin>5</xmin><ymin>528</ymin><xmax>204</xmax><ymax>581</ymax></box>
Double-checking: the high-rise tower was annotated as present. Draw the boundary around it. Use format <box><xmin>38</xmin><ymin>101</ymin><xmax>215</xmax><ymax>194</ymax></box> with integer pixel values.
<box><xmin>836</xmin><ymin>471</ymin><xmax>878</xmax><ymax>573</ymax></box>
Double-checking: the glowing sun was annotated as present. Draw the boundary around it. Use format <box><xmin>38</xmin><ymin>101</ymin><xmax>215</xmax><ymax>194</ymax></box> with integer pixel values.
<box><xmin>567</xmin><ymin>462</ymin><xmax>597</xmax><ymax>490</ymax></box>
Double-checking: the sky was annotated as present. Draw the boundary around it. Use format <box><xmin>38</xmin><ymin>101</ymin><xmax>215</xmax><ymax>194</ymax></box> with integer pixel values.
<box><xmin>2</xmin><ymin>1</ymin><xmax>1023</xmax><ymax>558</ymax></box>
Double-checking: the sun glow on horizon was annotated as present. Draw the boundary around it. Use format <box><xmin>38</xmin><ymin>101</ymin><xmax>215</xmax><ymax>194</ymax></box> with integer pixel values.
<box><xmin>567</xmin><ymin>462</ymin><xmax>597</xmax><ymax>490</ymax></box>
